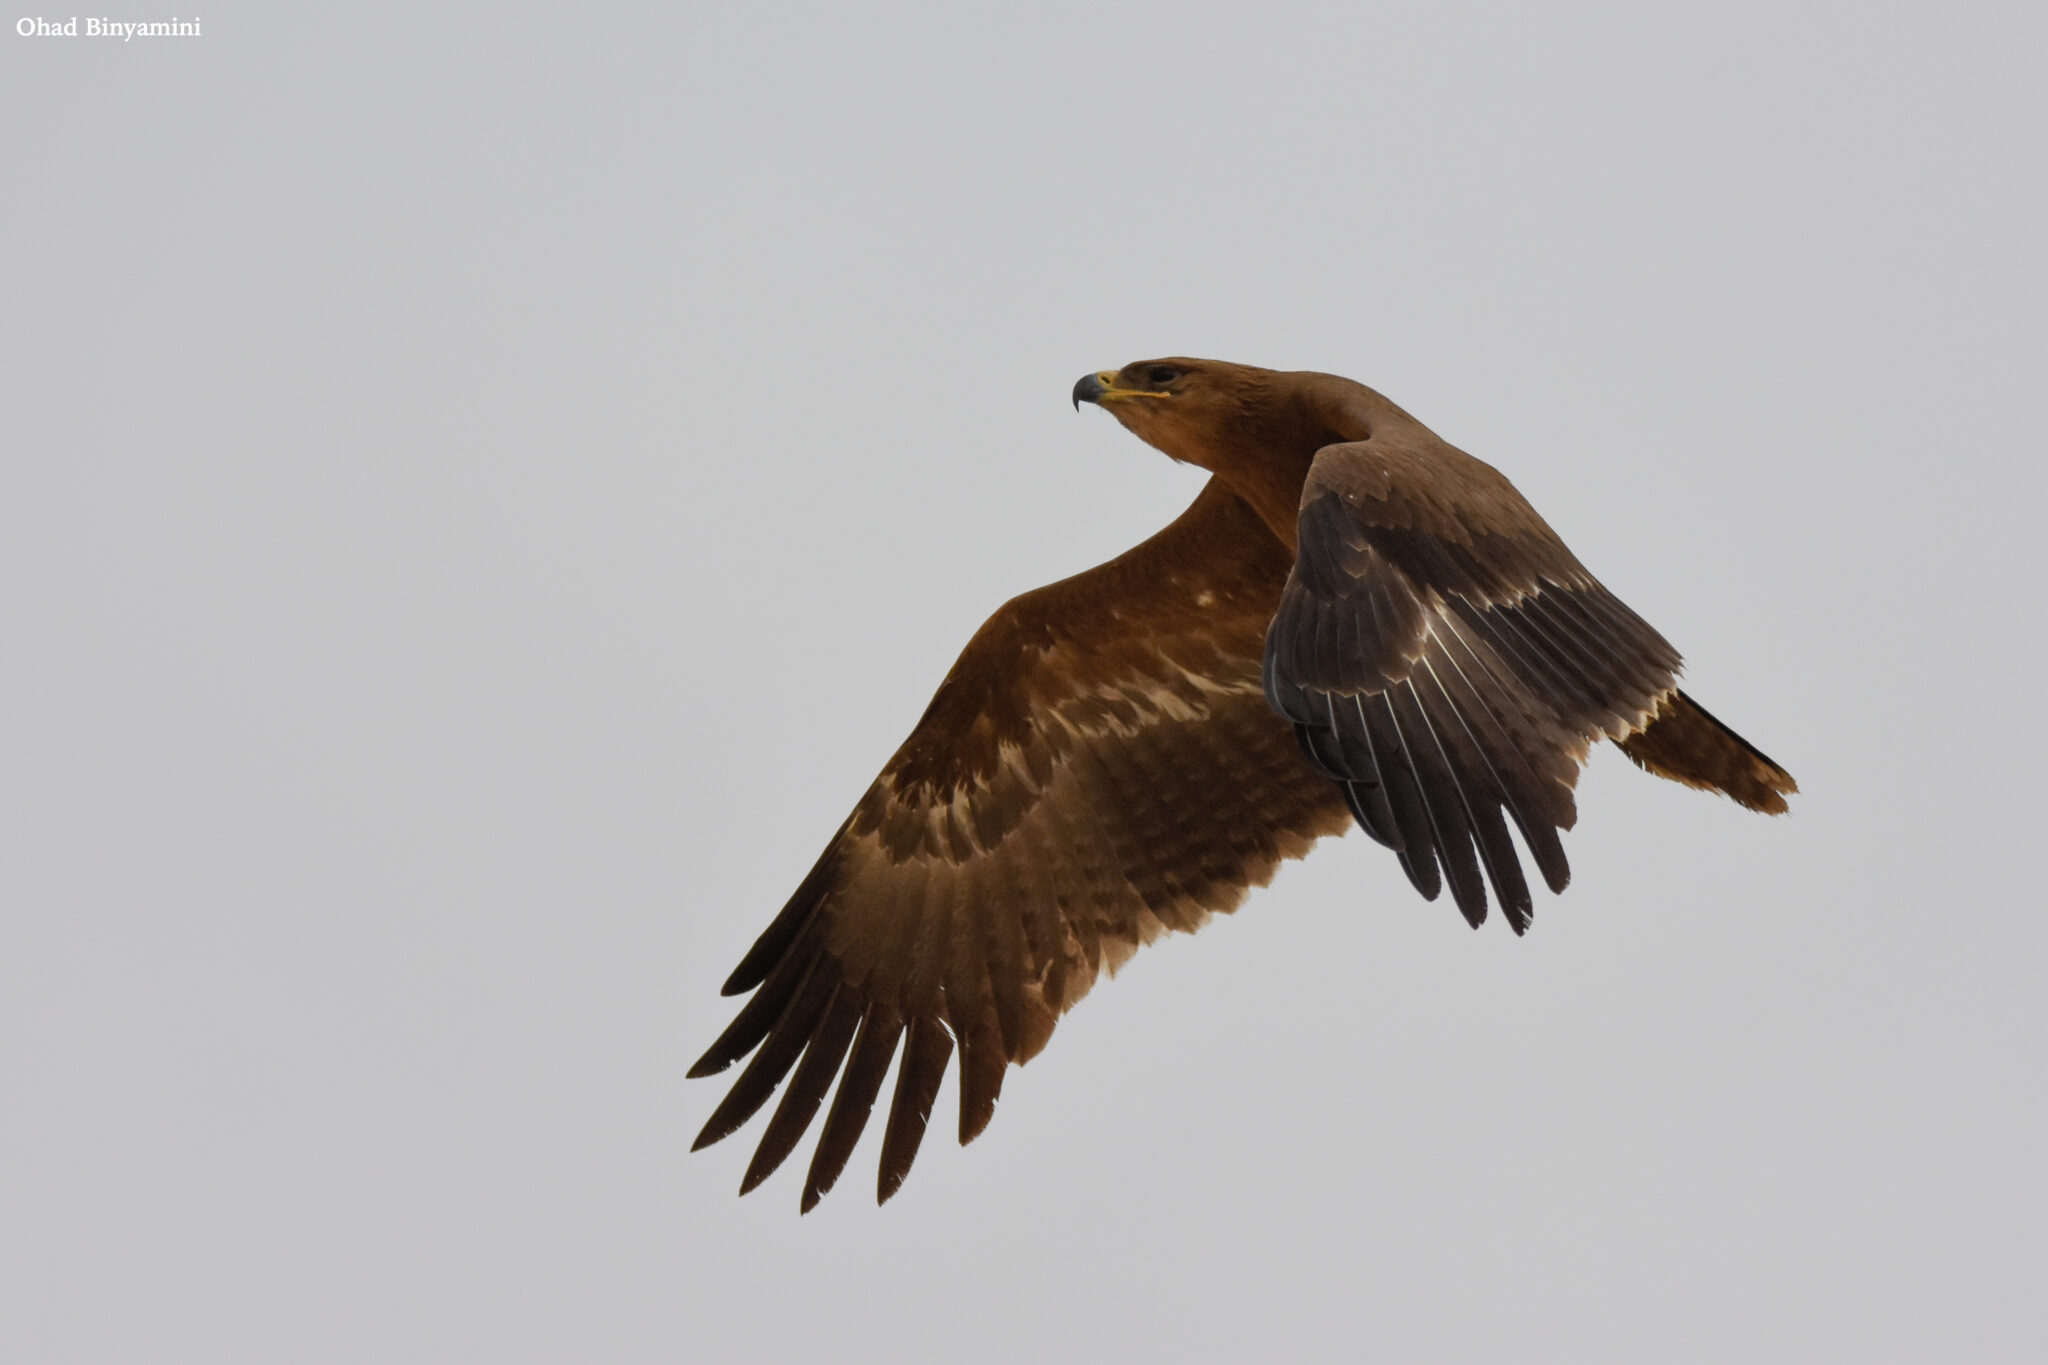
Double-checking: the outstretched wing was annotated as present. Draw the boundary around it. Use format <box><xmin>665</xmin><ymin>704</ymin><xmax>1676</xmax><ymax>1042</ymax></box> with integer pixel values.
<box><xmin>1263</xmin><ymin>431</ymin><xmax>1687</xmax><ymax>933</ymax></box>
<box><xmin>693</xmin><ymin>478</ymin><xmax>1351</xmax><ymax>1210</ymax></box>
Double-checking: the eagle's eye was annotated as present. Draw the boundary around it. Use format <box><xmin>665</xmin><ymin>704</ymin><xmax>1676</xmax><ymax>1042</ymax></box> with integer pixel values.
<box><xmin>1148</xmin><ymin>366</ymin><xmax>1179</xmax><ymax>385</ymax></box>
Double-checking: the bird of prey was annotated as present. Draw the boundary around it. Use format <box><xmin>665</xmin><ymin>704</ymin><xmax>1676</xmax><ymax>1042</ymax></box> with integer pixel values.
<box><xmin>691</xmin><ymin>358</ymin><xmax>1796</xmax><ymax>1211</ymax></box>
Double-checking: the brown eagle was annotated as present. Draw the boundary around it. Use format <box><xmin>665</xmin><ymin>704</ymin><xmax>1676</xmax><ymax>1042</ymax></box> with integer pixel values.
<box><xmin>691</xmin><ymin>358</ymin><xmax>1796</xmax><ymax>1211</ymax></box>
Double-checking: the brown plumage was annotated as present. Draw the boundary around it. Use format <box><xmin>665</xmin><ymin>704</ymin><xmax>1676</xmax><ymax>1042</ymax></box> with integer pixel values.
<box><xmin>692</xmin><ymin>357</ymin><xmax>1797</xmax><ymax>1210</ymax></box>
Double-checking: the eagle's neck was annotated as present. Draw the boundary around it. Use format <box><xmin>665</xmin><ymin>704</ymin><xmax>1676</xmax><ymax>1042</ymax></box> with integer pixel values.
<box><xmin>1210</xmin><ymin>453</ymin><xmax>1316</xmax><ymax>553</ymax></box>
<box><xmin>1202</xmin><ymin>396</ymin><xmax>1340</xmax><ymax>554</ymax></box>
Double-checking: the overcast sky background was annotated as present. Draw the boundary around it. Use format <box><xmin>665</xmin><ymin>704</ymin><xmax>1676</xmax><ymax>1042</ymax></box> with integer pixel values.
<box><xmin>4</xmin><ymin>3</ymin><xmax>2044</xmax><ymax>1361</ymax></box>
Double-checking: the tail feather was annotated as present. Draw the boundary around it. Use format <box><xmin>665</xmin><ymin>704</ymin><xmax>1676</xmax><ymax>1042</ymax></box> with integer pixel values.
<box><xmin>1617</xmin><ymin>690</ymin><xmax>1797</xmax><ymax>814</ymax></box>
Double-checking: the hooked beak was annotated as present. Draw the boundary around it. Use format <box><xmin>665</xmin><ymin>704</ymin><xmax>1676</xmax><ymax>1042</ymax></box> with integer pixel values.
<box><xmin>1072</xmin><ymin>370</ymin><xmax>1170</xmax><ymax>412</ymax></box>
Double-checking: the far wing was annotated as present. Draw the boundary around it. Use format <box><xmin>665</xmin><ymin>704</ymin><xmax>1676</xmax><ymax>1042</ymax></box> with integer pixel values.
<box><xmin>693</xmin><ymin>478</ymin><xmax>1351</xmax><ymax>1209</ymax></box>
<box><xmin>1263</xmin><ymin>432</ymin><xmax>1684</xmax><ymax>932</ymax></box>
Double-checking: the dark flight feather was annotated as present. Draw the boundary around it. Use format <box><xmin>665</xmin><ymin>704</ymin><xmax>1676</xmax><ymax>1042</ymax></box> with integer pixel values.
<box><xmin>801</xmin><ymin>1004</ymin><xmax>903</xmax><ymax>1213</ymax></box>
<box><xmin>740</xmin><ymin>986</ymin><xmax>862</xmax><ymax>1195</ymax></box>
<box><xmin>879</xmin><ymin>1015</ymin><xmax>954</xmax><ymax>1205</ymax></box>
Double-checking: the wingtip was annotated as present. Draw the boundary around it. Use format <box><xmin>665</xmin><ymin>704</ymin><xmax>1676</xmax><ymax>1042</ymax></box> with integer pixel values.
<box><xmin>1399</xmin><ymin>851</ymin><xmax>1443</xmax><ymax>902</ymax></box>
<box><xmin>959</xmin><ymin>1098</ymin><xmax>997</xmax><ymax>1146</ymax></box>
<box><xmin>1496</xmin><ymin>876</ymin><xmax>1535</xmax><ymax>935</ymax></box>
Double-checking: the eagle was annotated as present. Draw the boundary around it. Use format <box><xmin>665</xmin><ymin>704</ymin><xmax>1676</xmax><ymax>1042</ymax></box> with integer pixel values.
<box><xmin>690</xmin><ymin>358</ymin><xmax>1797</xmax><ymax>1211</ymax></box>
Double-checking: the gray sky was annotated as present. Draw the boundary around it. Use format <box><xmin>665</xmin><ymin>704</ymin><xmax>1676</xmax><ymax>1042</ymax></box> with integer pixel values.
<box><xmin>4</xmin><ymin>3</ymin><xmax>2043</xmax><ymax>1360</ymax></box>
